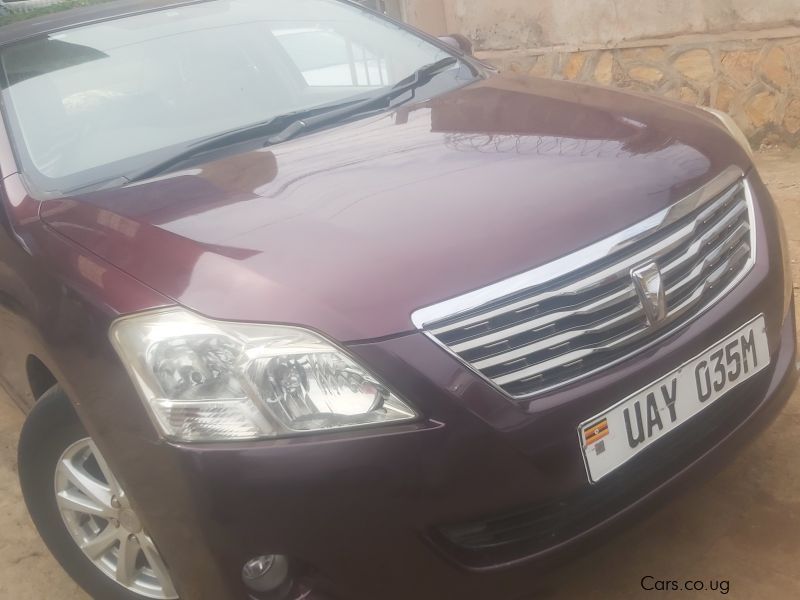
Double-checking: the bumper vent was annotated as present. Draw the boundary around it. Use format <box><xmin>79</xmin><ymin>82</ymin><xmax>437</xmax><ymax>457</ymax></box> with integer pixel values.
<box><xmin>435</xmin><ymin>374</ymin><xmax>761</xmax><ymax>567</ymax></box>
<box><xmin>413</xmin><ymin>167</ymin><xmax>755</xmax><ymax>400</ymax></box>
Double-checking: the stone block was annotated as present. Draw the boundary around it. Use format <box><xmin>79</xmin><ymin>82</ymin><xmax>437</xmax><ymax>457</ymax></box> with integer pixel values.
<box><xmin>562</xmin><ymin>52</ymin><xmax>588</xmax><ymax>80</ymax></box>
<box><xmin>629</xmin><ymin>65</ymin><xmax>664</xmax><ymax>84</ymax></box>
<box><xmin>640</xmin><ymin>47</ymin><xmax>667</xmax><ymax>63</ymax></box>
<box><xmin>784</xmin><ymin>97</ymin><xmax>800</xmax><ymax>134</ymax></box>
<box><xmin>761</xmin><ymin>46</ymin><xmax>790</xmax><ymax>89</ymax></box>
<box><xmin>787</xmin><ymin>42</ymin><xmax>800</xmax><ymax>72</ymax></box>
<box><xmin>674</xmin><ymin>49</ymin><xmax>714</xmax><ymax>83</ymax></box>
<box><xmin>721</xmin><ymin>50</ymin><xmax>759</xmax><ymax>86</ymax></box>
<box><xmin>679</xmin><ymin>86</ymin><xmax>700</xmax><ymax>104</ymax></box>
<box><xmin>745</xmin><ymin>91</ymin><xmax>779</xmax><ymax>128</ymax></box>
<box><xmin>594</xmin><ymin>51</ymin><xmax>614</xmax><ymax>85</ymax></box>
<box><xmin>713</xmin><ymin>81</ymin><xmax>737</xmax><ymax>112</ymax></box>
<box><xmin>528</xmin><ymin>54</ymin><xmax>555</xmax><ymax>78</ymax></box>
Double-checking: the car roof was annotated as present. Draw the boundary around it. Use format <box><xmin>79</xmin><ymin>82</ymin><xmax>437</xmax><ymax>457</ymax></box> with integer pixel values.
<box><xmin>0</xmin><ymin>0</ymin><xmax>210</xmax><ymax>47</ymax></box>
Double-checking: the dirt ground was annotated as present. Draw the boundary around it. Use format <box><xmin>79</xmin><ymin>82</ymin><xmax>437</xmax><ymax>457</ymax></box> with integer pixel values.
<box><xmin>1</xmin><ymin>150</ymin><xmax>799</xmax><ymax>600</ymax></box>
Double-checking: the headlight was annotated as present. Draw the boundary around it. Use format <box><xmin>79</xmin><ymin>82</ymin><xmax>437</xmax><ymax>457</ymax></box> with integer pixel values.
<box><xmin>702</xmin><ymin>107</ymin><xmax>753</xmax><ymax>159</ymax></box>
<box><xmin>110</xmin><ymin>309</ymin><xmax>416</xmax><ymax>442</ymax></box>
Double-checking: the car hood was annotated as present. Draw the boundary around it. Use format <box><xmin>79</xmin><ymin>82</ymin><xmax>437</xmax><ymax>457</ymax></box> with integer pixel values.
<box><xmin>42</xmin><ymin>73</ymin><xmax>750</xmax><ymax>342</ymax></box>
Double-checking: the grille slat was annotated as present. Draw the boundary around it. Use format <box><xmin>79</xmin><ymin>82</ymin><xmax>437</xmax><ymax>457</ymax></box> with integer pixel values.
<box><xmin>429</xmin><ymin>184</ymin><xmax>744</xmax><ymax>339</ymax></box>
<box><xmin>493</xmin><ymin>324</ymin><xmax>650</xmax><ymax>387</ymax></box>
<box><xmin>667</xmin><ymin>242</ymin><xmax>751</xmax><ymax>316</ymax></box>
<box><xmin>665</xmin><ymin>224</ymin><xmax>750</xmax><ymax>300</ymax></box>
<box><xmin>659</xmin><ymin>199</ymin><xmax>748</xmax><ymax>278</ymax></box>
<box><xmin>449</xmin><ymin>285</ymin><xmax>638</xmax><ymax>353</ymax></box>
<box><xmin>417</xmin><ymin>173</ymin><xmax>755</xmax><ymax>400</ymax></box>
<box><xmin>432</xmin><ymin>182</ymin><xmax>746</xmax><ymax>346</ymax></box>
<box><xmin>432</xmin><ymin>219</ymin><xmax>695</xmax><ymax>337</ymax></box>
<box><xmin>473</xmin><ymin>304</ymin><xmax>645</xmax><ymax>370</ymax></box>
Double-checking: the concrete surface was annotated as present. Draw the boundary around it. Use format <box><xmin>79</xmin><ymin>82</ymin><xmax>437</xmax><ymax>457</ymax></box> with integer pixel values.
<box><xmin>0</xmin><ymin>150</ymin><xmax>799</xmax><ymax>599</ymax></box>
<box><xmin>408</xmin><ymin>0</ymin><xmax>800</xmax><ymax>49</ymax></box>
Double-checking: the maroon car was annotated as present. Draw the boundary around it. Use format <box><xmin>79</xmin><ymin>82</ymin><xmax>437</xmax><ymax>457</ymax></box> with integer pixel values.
<box><xmin>0</xmin><ymin>1</ymin><xmax>795</xmax><ymax>599</ymax></box>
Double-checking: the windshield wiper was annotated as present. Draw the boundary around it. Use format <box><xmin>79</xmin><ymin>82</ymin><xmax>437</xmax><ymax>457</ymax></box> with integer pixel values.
<box><xmin>128</xmin><ymin>56</ymin><xmax>458</xmax><ymax>182</ymax></box>
<box><xmin>265</xmin><ymin>57</ymin><xmax>459</xmax><ymax>145</ymax></box>
<box><xmin>394</xmin><ymin>56</ymin><xmax>460</xmax><ymax>92</ymax></box>
<box><xmin>126</xmin><ymin>97</ymin><xmax>371</xmax><ymax>182</ymax></box>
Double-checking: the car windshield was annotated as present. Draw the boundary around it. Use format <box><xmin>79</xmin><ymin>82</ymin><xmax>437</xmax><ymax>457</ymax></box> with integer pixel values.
<box><xmin>0</xmin><ymin>0</ymin><xmax>465</xmax><ymax>193</ymax></box>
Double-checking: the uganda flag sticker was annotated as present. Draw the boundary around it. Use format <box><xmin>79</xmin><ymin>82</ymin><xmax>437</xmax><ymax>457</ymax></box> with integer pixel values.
<box><xmin>583</xmin><ymin>418</ymin><xmax>609</xmax><ymax>447</ymax></box>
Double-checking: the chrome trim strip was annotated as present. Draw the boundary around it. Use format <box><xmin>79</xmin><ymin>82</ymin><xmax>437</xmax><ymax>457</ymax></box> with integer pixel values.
<box><xmin>412</xmin><ymin>166</ymin><xmax>744</xmax><ymax>330</ymax></box>
<box><xmin>412</xmin><ymin>167</ymin><xmax>756</xmax><ymax>401</ymax></box>
<box><xmin>448</xmin><ymin>286</ymin><xmax>638</xmax><ymax>353</ymax></box>
<box><xmin>493</xmin><ymin>237</ymin><xmax>753</xmax><ymax>388</ymax></box>
<box><xmin>665</xmin><ymin>224</ymin><xmax>750</xmax><ymax>297</ymax></box>
<box><xmin>443</xmin><ymin>191</ymin><xmax>746</xmax><ymax>352</ymax></box>
<box><xmin>493</xmin><ymin>325</ymin><xmax>648</xmax><ymax>387</ymax></box>
<box><xmin>472</xmin><ymin>304</ymin><xmax>645</xmax><ymax>371</ymax></box>
<box><xmin>660</xmin><ymin>205</ymin><xmax>749</xmax><ymax>278</ymax></box>
<box><xmin>431</xmin><ymin>181</ymin><xmax>746</xmax><ymax>341</ymax></box>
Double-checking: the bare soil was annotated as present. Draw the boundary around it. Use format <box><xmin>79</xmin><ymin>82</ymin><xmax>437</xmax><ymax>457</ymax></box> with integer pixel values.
<box><xmin>0</xmin><ymin>150</ymin><xmax>798</xmax><ymax>599</ymax></box>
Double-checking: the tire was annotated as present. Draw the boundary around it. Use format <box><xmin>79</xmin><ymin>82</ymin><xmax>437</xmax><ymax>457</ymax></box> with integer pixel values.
<box><xmin>18</xmin><ymin>385</ymin><xmax>178</xmax><ymax>600</ymax></box>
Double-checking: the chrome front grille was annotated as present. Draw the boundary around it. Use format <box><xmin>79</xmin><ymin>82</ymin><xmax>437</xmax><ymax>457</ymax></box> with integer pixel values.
<box><xmin>412</xmin><ymin>167</ymin><xmax>755</xmax><ymax>400</ymax></box>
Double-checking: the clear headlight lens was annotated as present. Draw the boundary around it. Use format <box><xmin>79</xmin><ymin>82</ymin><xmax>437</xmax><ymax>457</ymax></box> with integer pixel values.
<box><xmin>110</xmin><ymin>309</ymin><xmax>416</xmax><ymax>442</ymax></box>
<box><xmin>702</xmin><ymin>107</ymin><xmax>753</xmax><ymax>159</ymax></box>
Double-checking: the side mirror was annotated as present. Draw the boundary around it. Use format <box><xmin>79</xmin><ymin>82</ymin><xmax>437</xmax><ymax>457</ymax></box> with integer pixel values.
<box><xmin>438</xmin><ymin>34</ymin><xmax>473</xmax><ymax>56</ymax></box>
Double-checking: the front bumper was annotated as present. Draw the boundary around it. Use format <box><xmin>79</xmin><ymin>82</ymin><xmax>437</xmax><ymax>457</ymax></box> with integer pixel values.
<box><xmin>118</xmin><ymin>302</ymin><xmax>795</xmax><ymax>600</ymax></box>
<box><xmin>91</xmin><ymin>173</ymin><xmax>797</xmax><ymax>600</ymax></box>
<box><xmin>42</xmin><ymin>167</ymin><xmax>787</xmax><ymax>600</ymax></box>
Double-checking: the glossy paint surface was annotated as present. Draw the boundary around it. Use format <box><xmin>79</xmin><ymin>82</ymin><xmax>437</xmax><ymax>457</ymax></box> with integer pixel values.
<box><xmin>0</xmin><ymin>27</ymin><xmax>792</xmax><ymax>600</ymax></box>
<box><xmin>41</xmin><ymin>73</ymin><xmax>750</xmax><ymax>342</ymax></box>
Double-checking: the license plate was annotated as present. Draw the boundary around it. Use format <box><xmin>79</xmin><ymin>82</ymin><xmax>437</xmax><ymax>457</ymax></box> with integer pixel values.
<box><xmin>579</xmin><ymin>315</ymin><xmax>770</xmax><ymax>483</ymax></box>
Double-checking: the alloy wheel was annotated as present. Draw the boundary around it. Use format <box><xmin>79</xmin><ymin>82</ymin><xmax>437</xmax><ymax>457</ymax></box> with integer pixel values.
<box><xmin>53</xmin><ymin>437</ymin><xmax>178</xmax><ymax>599</ymax></box>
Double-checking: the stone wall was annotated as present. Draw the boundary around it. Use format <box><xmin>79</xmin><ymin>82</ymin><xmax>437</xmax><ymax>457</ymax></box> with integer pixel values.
<box><xmin>434</xmin><ymin>0</ymin><xmax>800</xmax><ymax>51</ymax></box>
<box><xmin>403</xmin><ymin>1</ymin><xmax>800</xmax><ymax>147</ymax></box>
<box><xmin>477</xmin><ymin>30</ymin><xmax>800</xmax><ymax>147</ymax></box>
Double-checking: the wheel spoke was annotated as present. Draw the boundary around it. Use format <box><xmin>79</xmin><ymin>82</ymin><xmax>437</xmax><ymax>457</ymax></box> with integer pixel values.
<box><xmin>88</xmin><ymin>440</ymin><xmax>123</xmax><ymax>497</ymax></box>
<box><xmin>140</xmin><ymin>534</ymin><xmax>177</xmax><ymax>598</ymax></box>
<box><xmin>59</xmin><ymin>457</ymin><xmax>113</xmax><ymax>509</ymax></box>
<box><xmin>56</xmin><ymin>438</ymin><xmax>177</xmax><ymax>598</ymax></box>
<box><xmin>56</xmin><ymin>489</ymin><xmax>115</xmax><ymax>519</ymax></box>
<box><xmin>116</xmin><ymin>534</ymin><xmax>140</xmax><ymax>586</ymax></box>
<box><xmin>80</xmin><ymin>524</ymin><xmax>120</xmax><ymax>560</ymax></box>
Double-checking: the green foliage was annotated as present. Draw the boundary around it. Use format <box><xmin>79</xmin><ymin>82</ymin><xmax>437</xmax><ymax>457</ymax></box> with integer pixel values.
<box><xmin>0</xmin><ymin>0</ymin><xmax>116</xmax><ymax>27</ymax></box>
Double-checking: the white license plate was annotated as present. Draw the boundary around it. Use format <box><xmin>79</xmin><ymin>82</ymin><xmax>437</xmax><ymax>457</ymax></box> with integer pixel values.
<box><xmin>579</xmin><ymin>315</ymin><xmax>770</xmax><ymax>483</ymax></box>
